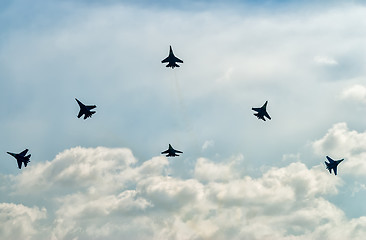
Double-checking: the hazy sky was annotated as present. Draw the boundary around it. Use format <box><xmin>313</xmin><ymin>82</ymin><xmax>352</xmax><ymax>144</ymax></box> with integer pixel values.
<box><xmin>1</xmin><ymin>0</ymin><xmax>366</xmax><ymax>239</ymax></box>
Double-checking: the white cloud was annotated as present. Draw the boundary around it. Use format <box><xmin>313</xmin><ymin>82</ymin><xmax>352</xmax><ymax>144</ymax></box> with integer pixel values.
<box><xmin>314</xmin><ymin>56</ymin><xmax>338</xmax><ymax>66</ymax></box>
<box><xmin>202</xmin><ymin>140</ymin><xmax>215</xmax><ymax>151</ymax></box>
<box><xmin>194</xmin><ymin>157</ymin><xmax>240</xmax><ymax>182</ymax></box>
<box><xmin>1</xmin><ymin>1</ymin><xmax>366</xmax><ymax>239</ymax></box>
<box><xmin>0</xmin><ymin>203</ymin><xmax>47</xmax><ymax>240</ymax></box>
<box><xmin>341</xmin><ymin>84</ymin><xmax>366</xmax><ymax>103</ymax></box>
<box><xmin>1</xmin><ymin>0</ymin><xmax>366</xmax><ymax>173</ymax></box>
<box><xmin>12</xmin><ymin>146</ymin><xmax>138</xmax><ymax>195</ymax></box>
<box><xmin>312</xmin><ymin>122</ymin><xmax>366</xmax><ymax>176</ymax></box>
<box><xmin>3</xmin><ymin>146</ymin><xmax>366</xmax><ymax>239</ymax></box>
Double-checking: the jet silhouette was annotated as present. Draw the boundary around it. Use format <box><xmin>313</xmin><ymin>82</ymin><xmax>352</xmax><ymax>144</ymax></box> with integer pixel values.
<box><xmin>161</xmin><ymin>144</ymin><xmax>183</xmax><ymax>157</ymax></box>
<box><xmin>161</xmin><ymin>46</ymin><xmax>183</xmax><ymax>69</ymax></box>
<box><xmin>252</xmin><ymin>101</ymin><xmax>271</xmax><ymax>121</ymax></box>
<box><xmin>75</xmin><ymin>98</ymin><xmax>96</xmax><ymax>119</ymax></box>
<box><xmin>325</xmin><ymin>156</ymin><xmax>344</xmax><ymax>175</ymax></box>
<box><xmin>7</xmin><ymin>149</ymin><xmax>31</xmax><ymax>169</ymax></box>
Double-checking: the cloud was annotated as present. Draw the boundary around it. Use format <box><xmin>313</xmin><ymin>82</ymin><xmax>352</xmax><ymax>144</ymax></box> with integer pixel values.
<box><xmin>0</xmin><ymin>203</ymin><xmax>47</xmax><ymax>240</ymax></box>
<box><xmin>314</xmin><ymin>56</ymin><xmax>338</xmax><ymax>66</ymax></box>
<box><xmin>1</xmin><ymin>1</ymin><xmax>366</xmax><ymax>166</ymax></box>
<box><xmin>1</xmin><ymin>1</ymin><xmax>366</xmax><ymax>239</ymax></box>
<box><xmin>341</xmin><ymin>84</ymin><xmax>366</xmax><ymax>103</ymax></box>
<box><xmin>3</xmin><ymin>146</ymin><xmax>366</xmax><ymax>239</ymax></box>
<box><xmin>194</xmin><ymin>156</ymin><xmax>240</xmax><ymax>182</ymax></box>
<box><xmin>202</xmin><ymin>140</ymin><xmax>215</xmax><ymax>151</ymax></box>
<box><xmin>312</xmin><ymin>122</ymin><xmax>366</xmax><ymax>176</ymax></box>
<box><xmin>12</xmin><ymin>147</ymin><xmax>138</xmax><ymax>196</ymax></box>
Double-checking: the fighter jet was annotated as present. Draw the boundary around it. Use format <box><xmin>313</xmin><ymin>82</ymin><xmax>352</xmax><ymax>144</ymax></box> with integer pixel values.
<box><xmin>75</xmin><ymin>98</ymin><xmax>96</xmax><ymax>119</ymax></box>
<box><xmin>252</xmin><ymin>101</ymin><xmax>271</xmax><ymax>121</ymax></box>
<box><xmin>7</xmin><ymin>149</ymin><xmax>31</xmax><ymax>169</ymax></box>
<box><xmin>161</xmin><ymin>45</ymin><xmax>183</xmax><ymax>69</ymax></box>
<box><xmin>161</xmin><ymin>144</ymin><xmax>183</xmax><ymax>157</ymax></box>
<box><xmin>325</xmin><ymin>156</ymin><xmax>344</xmax><ymax>175</ymax></box>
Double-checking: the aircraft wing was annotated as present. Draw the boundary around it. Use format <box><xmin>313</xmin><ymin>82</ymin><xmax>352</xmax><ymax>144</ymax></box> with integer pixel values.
<box><xmin>19</xmin><ymin>149</ymin><xmax>28</xmax><ymax>156</ymax></box>
<box><xmin>161</xmin><ymin>56</ymin><xmax>170</xmax><ymax>63</ymax></box>
<box><xmin>173</xmin><ymin>56</ymin><xmax>183</xmax><ymax>63</ymax></box>
<box><xmin>17</xmin><ymin>159</ymin><xmax>22</xmax><ymax>169</ymax></box>
<box><xmin>75</xmin><ymin>98</ymin><xmax>83</xmax><ymax>107</ymax></box>
<box><xmin>326</xmin><ymin>156</ymin><xmax>334</xmax><ymax>163</ymax></box>
<box><xmin>334</xmin><ymin>167</ymin><xmax>337</xmax><ymax>175</ymax></box>
<box><xmin>175</xmin><ymin>150</ymin><xmax>183</xmax><ymax>153</ymax></box>
<box><xmin>161</xmin><ymin>150</ymin><xmax>169</xmax><ymax>154</ymax></box>
<box><xmin>264</xmin><ymin>112</ymin><xmax>271</xmax><ymax>120</ymax></box>
<box><xmin>252</xmin><ymin>107</ymin><xmax>261</xmax><ymax>112</ymax></box>
<box><xmin>86</xmin><ymin>105</ymin><xmax>96</xmax><ymax>110</ymax></box>
<box><xmin>77</xmin><ymin>110</ymin><xmax>83</xmax><ymax>118</ymax></box>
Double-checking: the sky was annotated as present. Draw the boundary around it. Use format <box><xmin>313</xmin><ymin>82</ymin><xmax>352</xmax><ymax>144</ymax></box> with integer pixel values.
<box><xmin>1</xmin><ymin>0</ymin><xmax>366</xmax><ymax>239</ymax></box>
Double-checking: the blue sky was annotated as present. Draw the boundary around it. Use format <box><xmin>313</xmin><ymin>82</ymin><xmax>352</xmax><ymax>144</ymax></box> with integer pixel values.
<box><xmin>1</xmin><ymin>0</ymin><xmax>366</xmax><ymax>239</ymax></box>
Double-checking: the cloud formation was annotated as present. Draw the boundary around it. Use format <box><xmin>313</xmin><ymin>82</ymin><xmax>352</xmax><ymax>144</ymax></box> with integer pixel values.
<box><xmin>313</xmin><ymin>122</ymin><xmax>366</xmax><ymax>176</ymax></box>
<box><xmin>1</xmin><ymin>1</ymin><xmax>366</xmax><ymax>166</ymax></box>
<box><xmin>0</xmin><ymin>203</ymin><xmax>46</xmax><ymax>240</ymax></box>
<box><xmin>1</xmin><ymin>1</ymin><xmax>366</xmax><ymax>239</ymax></box>
<box><xmin>341</xmin><ymin>84</ymin><xmax>366</xmax><ymax>104</ymax></box>
<box><xmin>2</xmin><ymin>146</ymin><xmax>366</xmax><ymax>239</ymax></box>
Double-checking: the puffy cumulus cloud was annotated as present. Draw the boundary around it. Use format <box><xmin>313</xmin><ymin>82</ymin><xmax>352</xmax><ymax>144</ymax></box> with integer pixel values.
<box><xmin>194</xmin><ymin>156</ymin><xmax>241</xmax><ymax>182</ymax></box>
<box><xmin>0</xmin><ymin>203</ymin><xmax>47</xmax><ymax>240</ymax></box>
<box><xmin>12</xmin><ymin>147</ymin><xmax>138</xmax><ymax>196</ymax></box>
<box><xmin>3</xmin><ymin>146</ymin><xmax>366</xmax><ymax>239</ymax></box>
<box><xmin>341</xmin><ymin>84</ymin><xmax>366</xmax><ymax>104</ymax></box>
<box><xmin>205</xmin><ymin>162</ymin><xmax>341</xmax><ymax>210</ymax></box>
<box><xmin>312</xmin><ymin>122</ymin><xmax>366</xmax><ymax>176</ymax></box>
<box><xmin>52</xmin><ymin>190</ymin><xmax>153</xmax><ymax>240</ymax></box>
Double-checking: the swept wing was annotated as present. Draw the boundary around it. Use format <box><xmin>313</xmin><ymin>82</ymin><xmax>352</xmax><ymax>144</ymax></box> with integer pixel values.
<box><xmin>326</xmin><ymin>156</ymin><xmax>335</xmax><ymax>163</ymax></box>
<box><xmin>264</xmin><ymin>111</ymin><xmax>271</xmax><ymax>120</ymax></box>
<box><xmin>19</xmin><ymin>149</ymin><xmax>29</xmax><ymax>156</ymax></box>
<box><xmin>17</xmin><ymin>159</ymin><xmax>22</xmax><ymax>169</ymax></box>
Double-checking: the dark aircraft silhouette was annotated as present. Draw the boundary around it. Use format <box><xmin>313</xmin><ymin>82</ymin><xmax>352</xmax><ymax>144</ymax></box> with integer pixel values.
<box><xmin>161</xmin><ymin>45</ymin><xmax>183</xmax><ymax>69</ymax></box>
<box><xmin>75</xmin><ymin>98</ymin><xmax>96</xmax><ymax>119</ymax></box>
<box><xmin>161</xmin><ymin>144</ymin><xmax>183</xmax><ymax>157</ymax></box>
<box><xmin>252</xmin><ymin>101</ymin><xmax>271</xmax><ymax>121</ymax></box>
<box><xmin>7</xmin><ymin>149</ymin><xmax>31</xmax><ymax>169</ymax></box>
<box><xmin>325</xmin><ymin>156</ymin><xmax>344</xmax><ymax>175</ymax></box>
